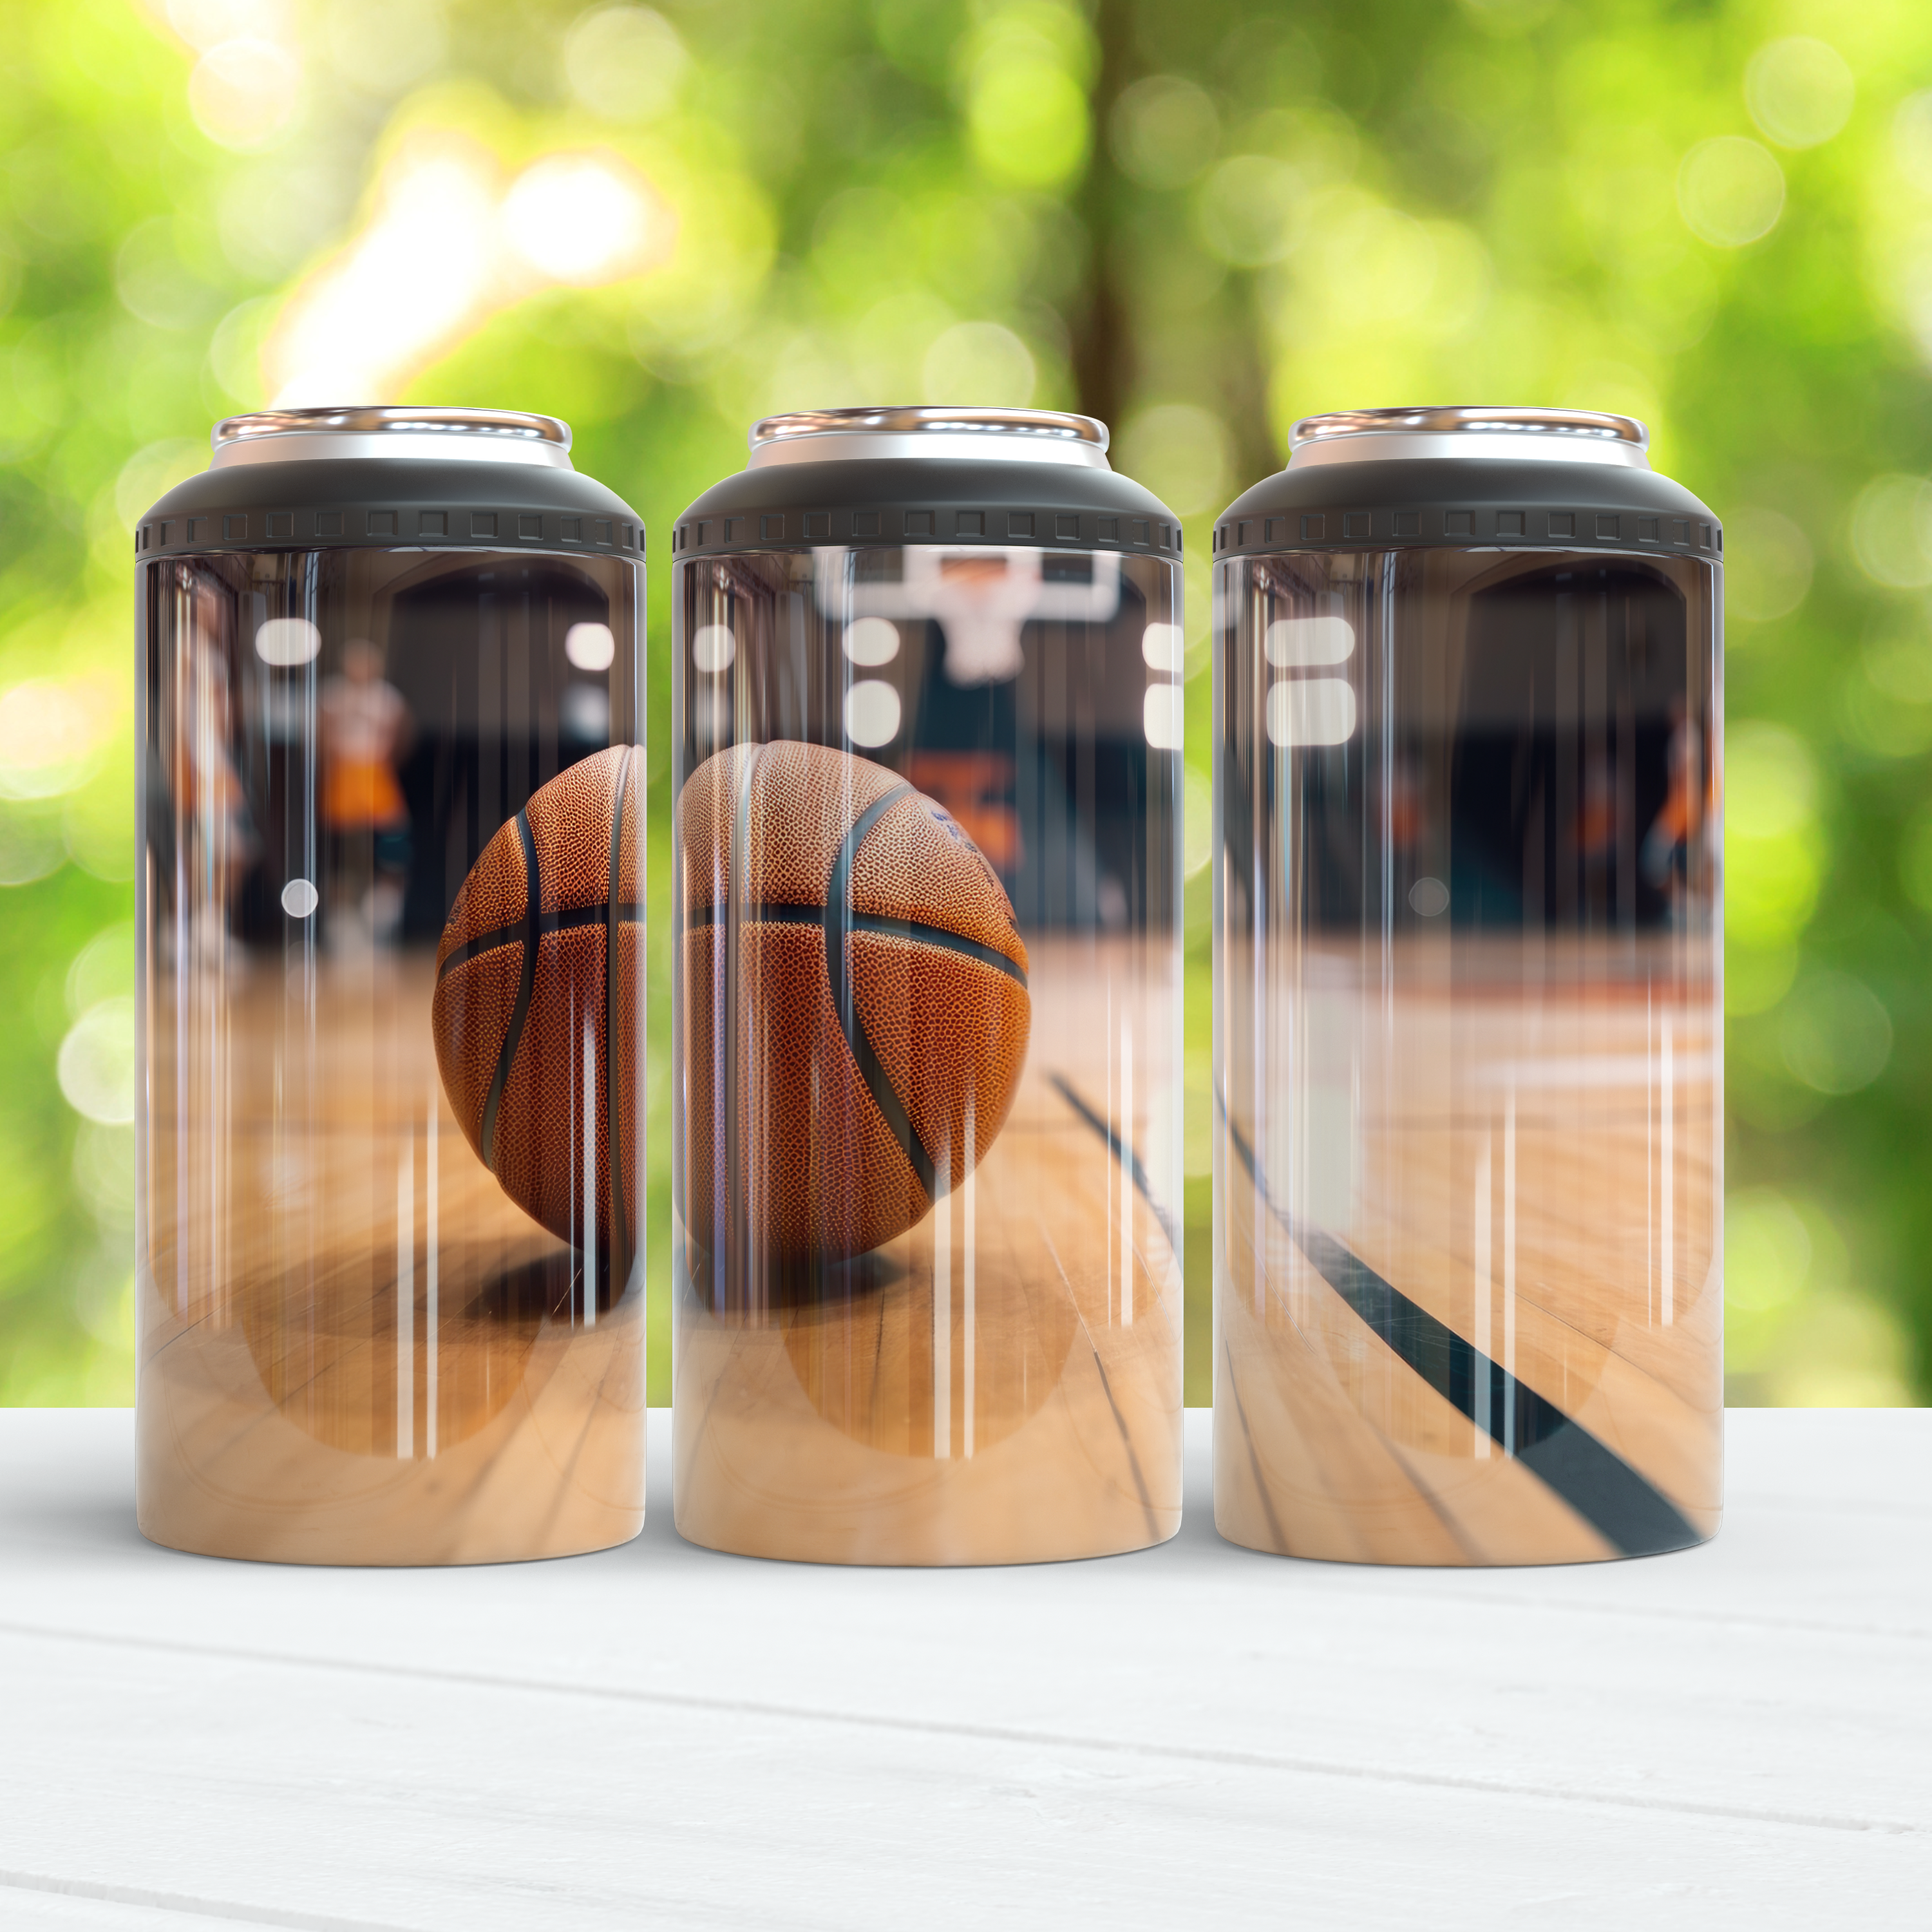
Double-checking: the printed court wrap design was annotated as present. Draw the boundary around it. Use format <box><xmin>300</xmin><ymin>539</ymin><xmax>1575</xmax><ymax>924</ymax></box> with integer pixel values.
<box><xmin>135</xmin><ymin>408</ymin><xmax>648</xmax><ymax>1564</ymax></box>
<box><xmin>1211</xmin><ymin>408</ymin><xmax>1723</xmax><ymax>1565</ymax></box>
<box><xmin>671</xmin><ymin>407</ymin><xmax>1188</xmax><ymax>1564</ymax></box>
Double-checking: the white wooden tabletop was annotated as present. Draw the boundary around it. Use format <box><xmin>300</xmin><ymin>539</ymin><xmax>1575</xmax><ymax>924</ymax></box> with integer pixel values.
<box><xmin>0</xmin><ymin>1408</ymin><xmax>1924</xmax><ymax>1929</ymax></box>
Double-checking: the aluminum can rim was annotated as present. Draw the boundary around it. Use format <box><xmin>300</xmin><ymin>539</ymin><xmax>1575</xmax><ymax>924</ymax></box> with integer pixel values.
<box><xmin>750</xmin><ymin>405</ymin><xmax>1108</xmax><ymax>453</ymax></box>
<box><xmin>211</xmin><ymin>406</ymin><xmax>573</xmax><ymax>465</ymax></box>
<box><xmin>1290</xmin><ymin>405</ymin><xmax>1648</xmax><ymax>453</ymax></box>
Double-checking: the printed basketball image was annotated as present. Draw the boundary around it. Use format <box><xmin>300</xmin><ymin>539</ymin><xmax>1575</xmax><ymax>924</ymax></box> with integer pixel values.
<box><xmin>432</xmin><ymin>746</ymin><xmax>644</xmax><ymax>1265</ymax></box>
<box><xmin>679</xmin><ymin>740</ymin><xmax>1030</xmax><ymax>1263</ymax></box>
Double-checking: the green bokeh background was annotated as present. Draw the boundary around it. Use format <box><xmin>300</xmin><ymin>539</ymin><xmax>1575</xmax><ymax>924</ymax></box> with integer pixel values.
<box><xmin>3</xmin><ymin>0</ymin><xmax>1925</xmax><ymax>1408</ymax></box>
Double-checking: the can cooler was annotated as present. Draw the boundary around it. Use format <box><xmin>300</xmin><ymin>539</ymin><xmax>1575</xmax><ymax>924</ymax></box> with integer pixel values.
<box><xmin>670</xmin><ymin>406</ymin><xmax>1186</xmax><ymax>1563</ymax></box>
<box><xmin>135</xmin><ymin>406</ymin><xmax>647</xmax><ymax>1564</ymax></box>
<box><xmin>1211</xmin><ymin>406</ymin><xmax>1721</xmax><ymax>1564</ymax></box>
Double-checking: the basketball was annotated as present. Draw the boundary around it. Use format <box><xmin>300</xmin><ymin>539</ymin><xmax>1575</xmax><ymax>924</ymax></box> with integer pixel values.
<box><xmin>679</xmin><ymin>739</ymin><xmax>1030</xmax><ymax>1263</ymax></box>
<box><xmin>431</xmin><ymin>746</ymin><xmax>644</xmax><ymax>1265</ymax></box>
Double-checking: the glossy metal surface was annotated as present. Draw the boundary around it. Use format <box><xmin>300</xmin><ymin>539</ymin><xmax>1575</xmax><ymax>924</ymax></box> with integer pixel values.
<box><xmin>1213</xmin><ymin>527</ymin><xmax>1721</xmax><ymax>1563</ymax></box>
<box><xmin>672</xmin><ymin>529</ymin><xmax>1183</xmax><ymax>1563</ymax></box>
<box><xmin>212</xmin><ymin>406</ymin><xmax>574</xmax><ymax>469</ymax></box>
<box><xmin>1289</xmin><ymin>405</ymin><xmax>1648</xmax><ymax>451</ymax></box>
<box><xmin>747</xmin><ymin>405</ymin><xmax>1112</xmax><ymax>470</ymax></box>
<box><xmin>136</xmin><ymin>524</ymin><xmax>645</xmax><ymax>1564</ymax></box>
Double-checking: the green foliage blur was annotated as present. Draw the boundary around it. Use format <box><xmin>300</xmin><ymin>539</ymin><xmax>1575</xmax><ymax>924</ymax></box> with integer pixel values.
<box><xmin>3</xmin><ymin>0</ymin><xmax>1925</xmax><ymax>1406</ymax></box>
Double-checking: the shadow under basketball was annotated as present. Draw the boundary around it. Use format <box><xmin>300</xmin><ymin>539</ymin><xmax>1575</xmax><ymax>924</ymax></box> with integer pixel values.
<box><xmin>236</xmin><ymin>1240</ymin><xmax>617</xmax><ymax>1460</ymax></box>
<box><xmin>677</xmin><ymin>1107</ymin><xmax>1087</xmax><ymax>1466</ymax></box>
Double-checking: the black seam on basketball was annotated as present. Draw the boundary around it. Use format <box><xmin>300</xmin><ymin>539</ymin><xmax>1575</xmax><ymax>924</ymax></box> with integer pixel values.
<box><xmin>439</xmin><ymin>902</ymin><xmax>645</xmax><ymax>980</ymax></box>
<box><xmin>1217</xmin><ymin>1090</ymin><xmax>1700</xmax><ymax>1558</ymax></box>
<box><xmin>606</xmin><ymin>749</ymin><xmax>630</xmax><ymax>1273</ymax></box>
<box><xmin>822</xmin><ymin>783</ymin><xmax>940</xmax><ymax>1200</ymax></box>
<box><xmin>480</xmin><ymin>810</ymin><xmax>540</xmax><ymax>1175</ymax></box>
<box><xmin>687</xmin><ymin>900</ymin><xmax>1028</xmax><ymax>988</ymax></box>
<box><xmin>847</xmin><ymin>918</ymin><xmax>1030</xmax><ymax>990</ymax></box>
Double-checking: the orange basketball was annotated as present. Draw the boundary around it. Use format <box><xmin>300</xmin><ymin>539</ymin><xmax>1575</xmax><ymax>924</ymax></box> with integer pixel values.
<box><xmin>679</xmin><ymin>739</ymin><xmax>1031</xmax><ymax>1263</ymax></box>
<box><xmin>432</xmin><ymin>746</ymin><xmax>644</xmax><ymax>1267</ymax></box>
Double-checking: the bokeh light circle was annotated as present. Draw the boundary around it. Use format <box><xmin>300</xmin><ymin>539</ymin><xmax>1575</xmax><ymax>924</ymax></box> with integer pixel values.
<box><xmin>188</xmin><ymin>39</ymin><xmax>302</xmax><ymax>151</ymax></box>
<box><xmin>1852</xmin><ymin>475</ymin><xmax>1932</xmax><ymax>589</ymax></box>
<box><xmin>58</xmin><ymin>999</ymin><xmax>137</xmax><ymax>1126</ymax></box>
<box><xmin>1110</xmin><ymin>76</ymin><xmax>1220</xmax><ymax>190</ymax></box>
<box><xmin>921</xmin><ymin>321</ymin><xmax>1036</xmax><ymax>406</ymax></box>
<box><xmin>1197</xmin><ymin>156</ymin><xmax>1302</xmax><ymax>268</ymax></box>
<box><xmin>1779</xmin><ymin>972</ymin><xmax>1893</xmax><ymax>1095</ymax></box>
<box><xmin>968</xmin><ymin>60</ymin><xmax>1090</xmax><ymax>191</ymax></box>
<box><xmin>564</xmin><ymin>7</ymin><xmax>689</xmax><ymax>123</ymax></box>
<box><xmin>1745</xmin><ymin>37</ymin><xmax>1855</xmax><ymax>151</ymax></box>
<box><xmin>0</xmin><ymin>681</ymin><xmax>109</xmax><ymax>801</ymax></box>
<box><xmin>1725</xmin><ymin>1189</ymin><xmax>1812</xmax><ymax>1311</ymax></box>
<box><xmin>1116</xmin><ymin>403</ymin><xmax>1229</xmax><ymax>516</ymax></box>
<box><xmin>1678</xmin><ymin>137</ymin><xmax>1785</xmax><ymax>247</ymax></box>
<box><xmin>1725</xmin><ymin>507</ymin><xmax>1815</xmax><ymax>623</ymax></box>
<box><xmin>1726</xmin><ymin>721</ymin><xmax>1819</xmax><ymax>840</ymax></box>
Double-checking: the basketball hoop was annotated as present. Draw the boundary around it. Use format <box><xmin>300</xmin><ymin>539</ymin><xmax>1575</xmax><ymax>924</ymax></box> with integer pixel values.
<box><xmin>815</xmin><ymin>545</ymin><xmax>1122</xmax><ymax>686</ymax></box>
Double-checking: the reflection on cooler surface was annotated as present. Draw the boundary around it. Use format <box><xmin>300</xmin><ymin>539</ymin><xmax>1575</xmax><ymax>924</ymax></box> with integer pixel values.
<box><xmin>675</xmin><ymin>938</ymin><xmax>1182</xmax><ymax>1566</ymax></box>
<box><xmin>139</xmin><ymin>951</ymin><xmax>644</xmax><ymax>1564</ymax></box>
<box><xmin>1214</xmin><ymin>539</ymin><xmax>1720</xmax><ymax>1565</ymax></box>
<box><xmin>1217</xmin><ymin>938</ymin><xmax>1719</xmax><ymax>1566</ymax></box>
<box><xmin>137</xmin><ymin>542</ymin><xmax>646</xmax><ymax>1564</ymax></box>
<box><xmin>672</xmin><ymin>535</ymin><xmax>1186</xmax><ymax>1564</ymax></box>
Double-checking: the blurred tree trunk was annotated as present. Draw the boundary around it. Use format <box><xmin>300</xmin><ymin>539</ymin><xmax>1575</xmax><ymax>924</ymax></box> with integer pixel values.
<box><xmin>1070</xmin><ymin>0</ymin><xmax>1129</xmax><ymax>436</ymax></box>
<box><xmin>1070</xmin><ymin>0</ymin><xmax>1278</xmax><ymax>488</ymax></box>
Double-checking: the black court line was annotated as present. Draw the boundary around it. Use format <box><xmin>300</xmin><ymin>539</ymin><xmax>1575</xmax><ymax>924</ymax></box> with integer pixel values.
<box><xmin>1048</xmin><ymin>1073</ymin><xmax>1179</xmax><ymax>1252</ymax></box>
<box><xmin>1032</xmin><ymin>1218</ymin><xmax>1162</xmax><ymax>1546</ymax></box>
<box><xmin>1219</xmin><ymin>1096</ymin><xmax>1698</xmax><ymax>1558</ymax></box>
<box><xmin>1215</xmin><ymin>1334</ymin><xmax>1293</xmax><ymax>1555</ymax></box>
<box><xmin>686</xmin><ymin>900</ymin><xmax>1028</xmax><ymax>989</ymax></box>
<box><xmin>437</xmin><ymin>900</ymin><xmax>646</xmax><ymax>980</ymax></box>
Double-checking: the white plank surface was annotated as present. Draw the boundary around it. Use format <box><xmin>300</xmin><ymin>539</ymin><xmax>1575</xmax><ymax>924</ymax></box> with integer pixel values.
<box><xmin>0</xmin><ymin>1408</ymin><xmax>1925</xmax><ymax>1929</ymax></box>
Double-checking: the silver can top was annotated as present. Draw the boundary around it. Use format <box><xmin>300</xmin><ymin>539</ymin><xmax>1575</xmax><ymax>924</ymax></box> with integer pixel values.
<box><xmin>746</xmin><ymin>405</ymin><xmax>1112</xmax><ymax>471</ymax></box>
<box><xmin>210</xmin><ymin>406</ymin><xmax>576</xmax><ymax>471</ymax></box>
<box><xmin>1288</xmin><ymin>405</ymin><xmax>1651</xmax><ymax>471</ymax></box>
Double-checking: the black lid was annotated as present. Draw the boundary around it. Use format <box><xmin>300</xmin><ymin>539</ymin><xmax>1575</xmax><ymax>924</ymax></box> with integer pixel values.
<box><xmin>135</xmin><ymin>407</ymin><xmax>645</xmax><ymax>561</ymax></box>
<box><xmin>1213</xmin><ymin>407</ymin><xmax>1721</xmax><ymax>563</ymax></box>
<box><xmin>674</xmin><ymin>406</ymin><xmax>1184</xmax><ymax>558</ymax></box>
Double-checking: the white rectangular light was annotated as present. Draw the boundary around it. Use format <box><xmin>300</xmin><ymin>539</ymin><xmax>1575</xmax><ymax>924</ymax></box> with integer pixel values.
<box><xmin>1265</xmin><ymin>615</ymin><xmax>1355</xmax><ymax>667</ymax></box>
<box><xmin>1267</xmin><ymin>677</ymin><xmax>1356</xmax><ymax>748</ymax></box>
<box><xmin>1141</xmin><ymin>623</ymin><xmax>1185</xmax><ymax>673</ymax></box>
<box><xmin>1143</xmin><ymin>684</ymin><xmax>1185</xmax><ymax>750</ymax></box>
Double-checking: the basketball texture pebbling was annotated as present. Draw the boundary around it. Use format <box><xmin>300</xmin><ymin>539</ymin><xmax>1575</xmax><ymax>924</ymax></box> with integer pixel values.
<box><xmin>432</xmin><ymin>746</ymin><xmax>644</xmax><ymax>1267</ymax></box>
<box><xmin>679</xmin><ymin>739</ymin><xmax>1030</xmax><ymax>1264</ymax></box>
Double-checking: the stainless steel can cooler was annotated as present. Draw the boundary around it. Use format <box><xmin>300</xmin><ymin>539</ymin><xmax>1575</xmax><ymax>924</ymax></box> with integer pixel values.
<box><xmin>670</xmin><ymin>406</ymin><xmax>1186</xmax><ymax>1564</ymax></box>
<box><xmin>135</xmin><ymin>406</ymin><xmax>647</xmax><ymax>1564</ymax></box>
<box><xmin>1211</xmin><ymin>406</ymin><xmax>1721</xmax><ymax>1564</ymax></box>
